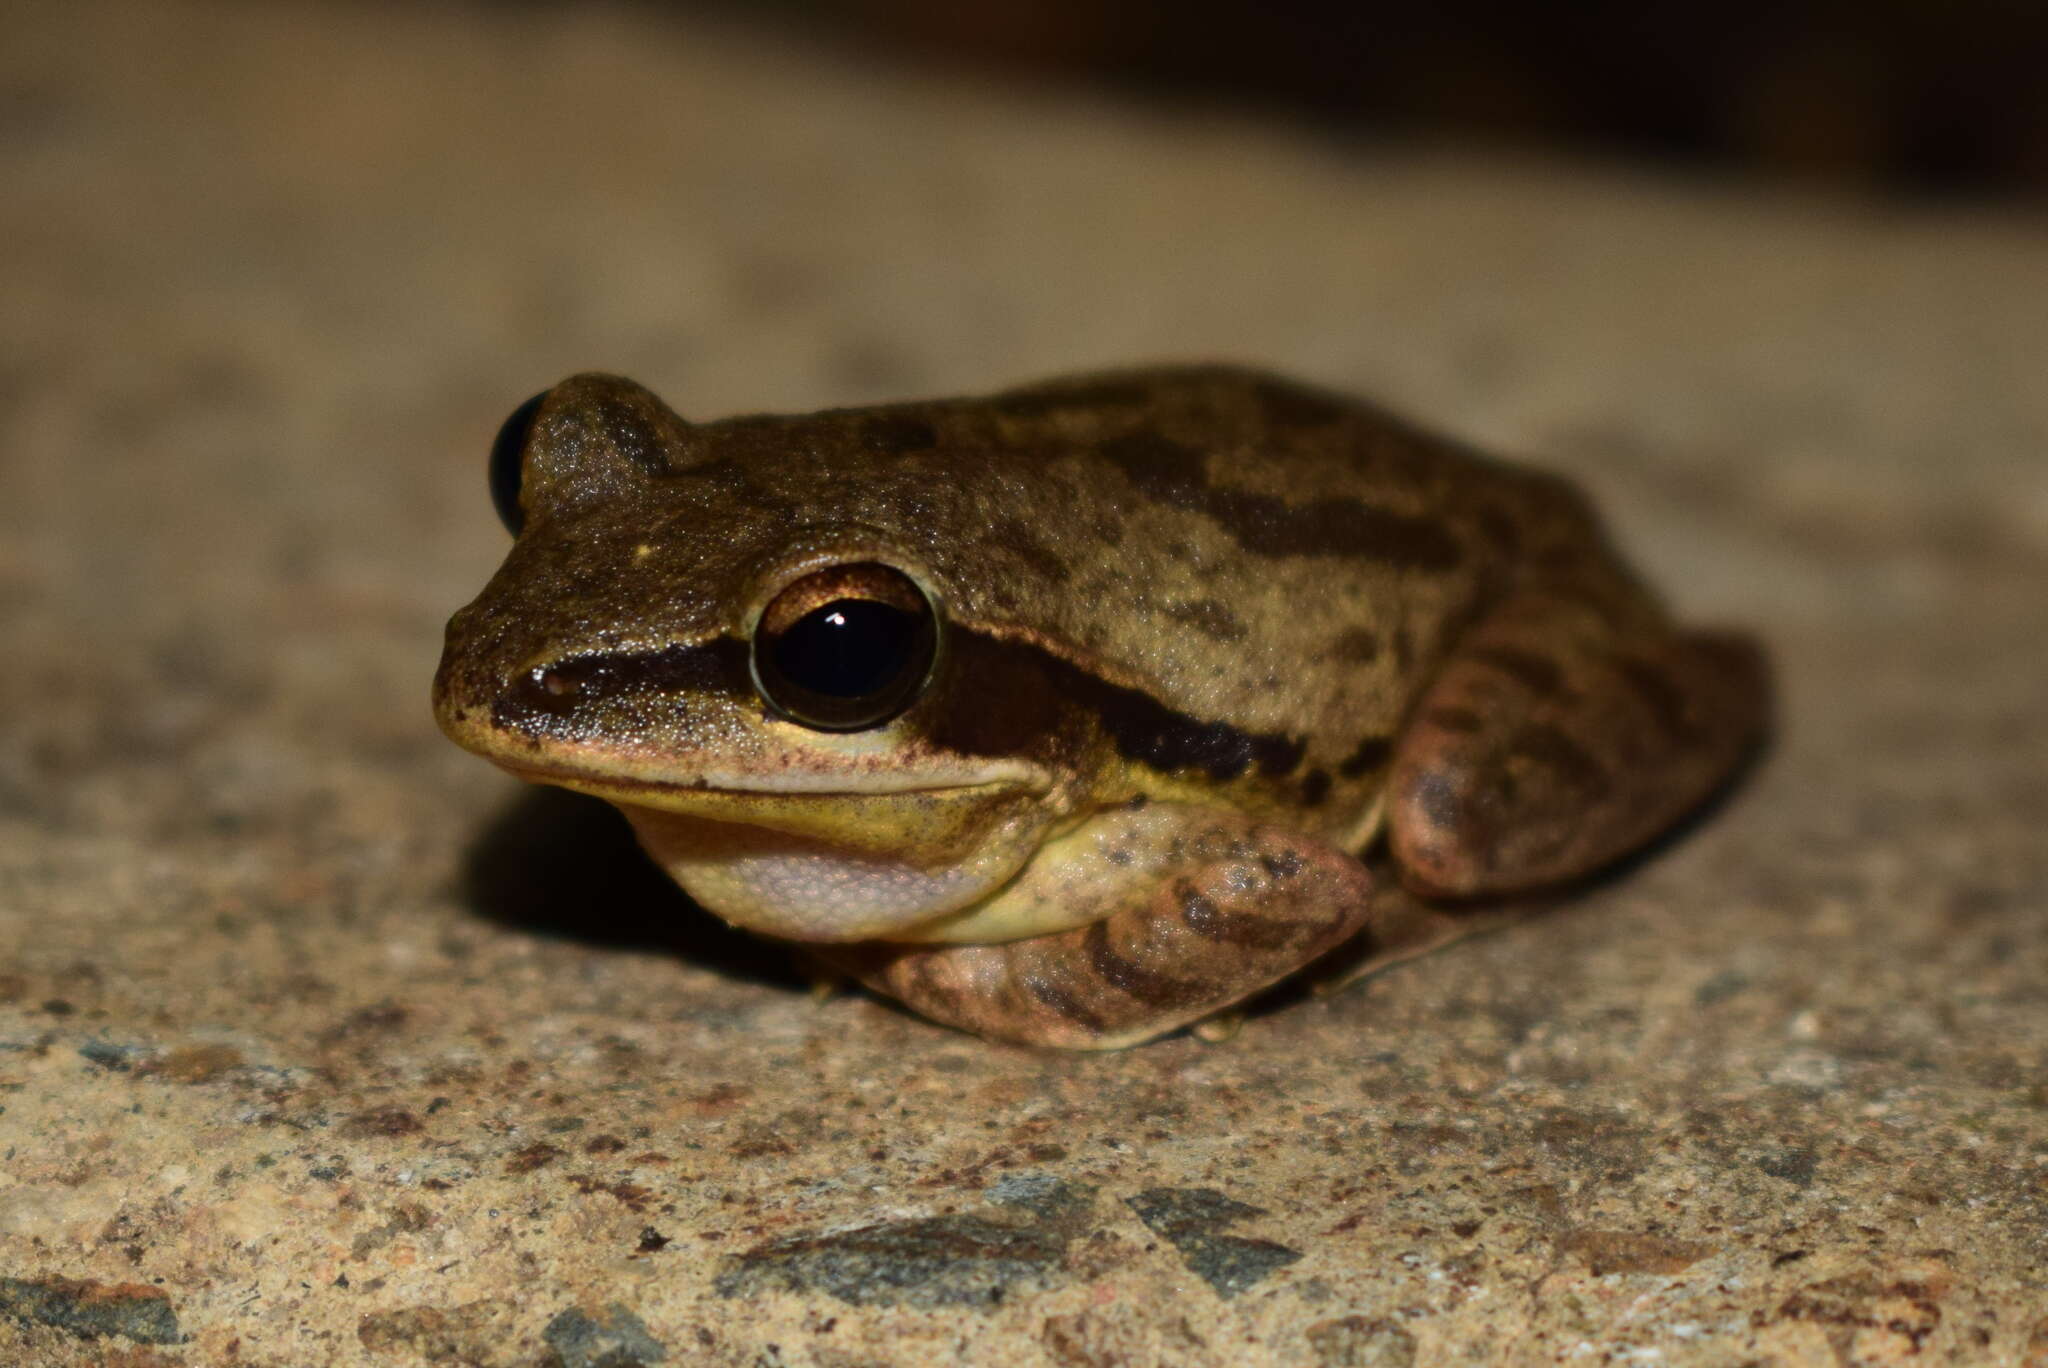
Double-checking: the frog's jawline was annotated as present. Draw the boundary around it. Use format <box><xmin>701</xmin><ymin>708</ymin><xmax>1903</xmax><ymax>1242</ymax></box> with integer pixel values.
<box><xmin>494</xmin><ymin>760</ymin><xmax>1047</xmax><ymax>802</ymax></box>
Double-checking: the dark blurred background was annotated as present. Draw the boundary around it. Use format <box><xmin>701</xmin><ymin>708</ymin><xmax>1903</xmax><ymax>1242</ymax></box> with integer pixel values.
<box><xmin>700</xmin><ymin>0</ymin><xmax>2048</xmax><ymax>200</ymax></box>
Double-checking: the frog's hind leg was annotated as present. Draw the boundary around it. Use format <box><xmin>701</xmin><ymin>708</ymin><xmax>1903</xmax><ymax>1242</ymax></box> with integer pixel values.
<box><xmin>1388</xmin><ymin>590</ymin><xmax>1770</xmax><ymax>898</ymax></box>
<box><xmin>823</xmin><ymin>806</ymin><xmax>1399</xmax><ymax>1050</ymax></box>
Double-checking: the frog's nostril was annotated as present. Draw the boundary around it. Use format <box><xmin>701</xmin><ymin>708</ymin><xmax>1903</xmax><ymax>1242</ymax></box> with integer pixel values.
<box><xmin>538</xmin><ymin>667</ymin><xmax>580</xmax><ymax>699</ymax></box>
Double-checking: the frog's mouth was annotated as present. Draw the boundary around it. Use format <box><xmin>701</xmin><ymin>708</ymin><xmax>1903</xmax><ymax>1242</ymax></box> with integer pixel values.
<box><xmin>492</xmin><ymin>755</ymin><xmax>1047</xmax><ymax>818</ymax></box>
<box><xmin>503</xmin><ymin>757</ymin><xmax>1048</xmax><ymax>800</ymax></box>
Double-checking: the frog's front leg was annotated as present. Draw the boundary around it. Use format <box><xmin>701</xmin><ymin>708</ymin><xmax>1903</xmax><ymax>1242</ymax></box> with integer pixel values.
<box><xmin>1389</xmin><ymin>588</ymin><xmax>1770</xmax><ymax>897</ymax></box>
<box><xmin>823</xmin><ymin>805</ymin><xmax>1395</xmax><ymax>1050</ymax></box>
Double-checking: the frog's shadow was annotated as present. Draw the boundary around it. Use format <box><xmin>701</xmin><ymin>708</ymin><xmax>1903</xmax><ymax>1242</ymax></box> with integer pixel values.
<box><xmin>459</xmin><ymin>786</ymin><xmax>807</xmax><ymax>991</ymax></box>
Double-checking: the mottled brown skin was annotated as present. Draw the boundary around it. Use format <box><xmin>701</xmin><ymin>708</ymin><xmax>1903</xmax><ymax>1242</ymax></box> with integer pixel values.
<box><xmin>434</xmin><ymin>365</ymin><xmax>1768</xmax><ymax>1049</ymax></box>
<box><xmin>822</xmin><ymin>813</ymin><xmax>1487</xmax><ymax>1050</ymax></box>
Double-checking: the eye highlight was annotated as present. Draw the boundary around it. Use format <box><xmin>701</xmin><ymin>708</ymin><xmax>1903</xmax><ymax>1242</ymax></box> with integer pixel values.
<box><xmin>750</xmin><ymin>563</ymin><xmax>939</xmax><ymax>731</ymax></box>
<box><xmin>488</xmin><ymin>390</ymin><xmax>548</xmax><ymax>535</ymax></box>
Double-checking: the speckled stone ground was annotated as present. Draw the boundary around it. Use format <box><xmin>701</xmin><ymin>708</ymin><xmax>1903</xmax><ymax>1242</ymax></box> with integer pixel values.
<box><xmin>4</xmin><ymin>2</ymin><xmax>2047</xmax><ymax>1364</ymax></box>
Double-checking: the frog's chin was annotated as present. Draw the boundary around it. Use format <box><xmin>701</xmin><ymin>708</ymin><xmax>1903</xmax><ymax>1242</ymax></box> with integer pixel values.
<box><xmin>612</xmin><ymin>793</ymin><xmax>1058</xmax><ymax>944</ymax></box>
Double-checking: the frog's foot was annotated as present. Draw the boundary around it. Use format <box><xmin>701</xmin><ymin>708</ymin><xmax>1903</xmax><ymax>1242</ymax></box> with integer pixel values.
<box><xmin>1190</xmin><ymin>1010</ymin><xmax>1245</xmax><ymax>1044</ymax></box>
<box><xmin>1389</xmin><ymin>590</ymin><xmax>1770</xmax><ymax>898</ymax></box>
<box><xmin>823</xmin><ymin>807</ymin><xmax>1385</xmax><ymax>1049</ymax></box>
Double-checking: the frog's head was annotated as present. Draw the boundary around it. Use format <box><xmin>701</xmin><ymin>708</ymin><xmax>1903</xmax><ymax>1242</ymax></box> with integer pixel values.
<box><xmin>433</xmin><ymin>374</ymin><xmax>1096</xmax><ymax>944</ymax></box>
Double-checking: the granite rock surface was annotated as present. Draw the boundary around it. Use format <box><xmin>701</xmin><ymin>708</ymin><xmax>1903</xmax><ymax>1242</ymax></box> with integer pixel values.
<box><xmin>3</xmin><ymin>2</ymin><xmax>2046</xmax><ymax>1364</ymax></box>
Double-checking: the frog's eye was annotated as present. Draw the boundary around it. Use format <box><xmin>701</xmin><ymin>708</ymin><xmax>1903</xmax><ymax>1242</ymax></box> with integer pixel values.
<box><xmin>488</xmin><ymin>391</ymin><xmax>549</xmax><ymax>536</ymax></box>
<box><xmin>751</xmin><ymin>563</ymin><xmax>940</xmax><ymax>731</ymax></box>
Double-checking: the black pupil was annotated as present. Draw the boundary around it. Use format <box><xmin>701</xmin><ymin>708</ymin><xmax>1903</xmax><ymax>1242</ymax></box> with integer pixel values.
<box><xmin>772</xmin><ymin>598</ymin><xmax>919</xmax><ymax>700</ymax></box>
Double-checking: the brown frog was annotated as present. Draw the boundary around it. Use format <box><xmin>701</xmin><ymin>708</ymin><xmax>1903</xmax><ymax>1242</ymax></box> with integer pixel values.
<box><xmin>434</xmin><ymin>366</ymin><xmax>1767</xmax><ymax>1048</ymax></box>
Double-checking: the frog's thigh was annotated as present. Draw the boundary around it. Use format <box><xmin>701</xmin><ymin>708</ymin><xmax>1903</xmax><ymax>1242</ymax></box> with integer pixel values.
<box><xmin>1389</xmin><ymin>591</ymin><xmax>1770</xmax><ymax>898</ymax></box>
<box><xmin>831</xmin><ymin>807</ymin><xmax>1378</xmax><ymax>1050</ymax></box>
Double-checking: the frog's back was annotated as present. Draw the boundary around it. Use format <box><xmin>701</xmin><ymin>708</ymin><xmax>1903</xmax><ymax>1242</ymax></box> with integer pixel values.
<box><xmin>780</xmin><ymin>366</ymin><xmax>1643</xmax><ymax>726</ymax></box>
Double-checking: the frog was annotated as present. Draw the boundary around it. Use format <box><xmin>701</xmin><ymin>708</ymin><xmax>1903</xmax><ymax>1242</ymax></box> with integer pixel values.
<box><xmin>433</xmin><ymin>365</ymin><xmax>1768</xmax><ymax>1050</ymax></box>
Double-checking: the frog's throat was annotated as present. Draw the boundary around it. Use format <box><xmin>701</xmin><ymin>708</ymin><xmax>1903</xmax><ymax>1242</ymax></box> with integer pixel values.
<box><xmin>607</xmin><ymin>780</ymin><xmax>1060</xmax><ymax>944</ymax></box>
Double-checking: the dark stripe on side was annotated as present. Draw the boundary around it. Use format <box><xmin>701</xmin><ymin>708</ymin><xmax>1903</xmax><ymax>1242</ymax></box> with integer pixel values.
<box><xmin>1101</xmin><ymin>684</ymin><xmax>1302</xmax><ymax>782</ymax></box>
<box><xmin>936</xmin><ymin>629</ymin><xmax>1309</xmax><ymax>786</ymax></box>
